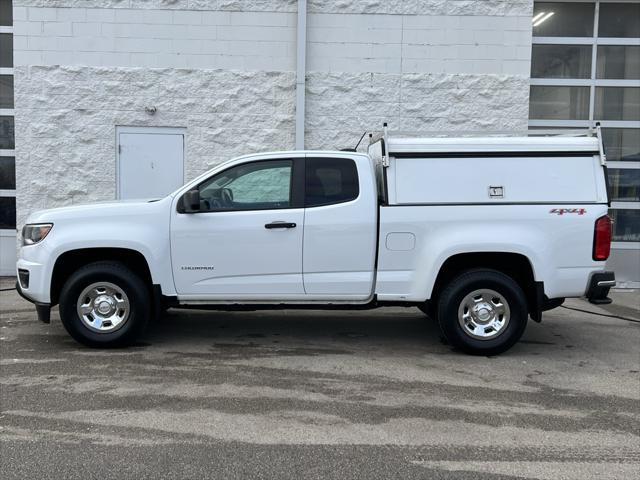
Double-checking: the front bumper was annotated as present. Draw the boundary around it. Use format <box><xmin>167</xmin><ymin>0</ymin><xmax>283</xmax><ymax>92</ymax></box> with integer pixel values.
<box><xmin>586</xmin><ymin>271</ymin><xmax>616</xmax><ymax>305</ymax></box>
<box><xmin>16</xmin><ymin>251</ymin><xmax>52</xmax><ymax>304</ymax></box>
<box><xmin>15</xmin><ymin>280</ymin><xmax>51</xmax><ymax>324</ymax></box>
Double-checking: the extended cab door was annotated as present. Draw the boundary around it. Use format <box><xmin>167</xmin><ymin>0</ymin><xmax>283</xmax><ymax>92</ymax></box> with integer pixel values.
<box><xmin>302</xmin><ymin>155</ymin><xmax>378</xmax><ymax>300</ymax></box>
<box><xmin>170</xmin><ymin>157</ymin><xmax>305</xmax><ymax>300</ymax></box>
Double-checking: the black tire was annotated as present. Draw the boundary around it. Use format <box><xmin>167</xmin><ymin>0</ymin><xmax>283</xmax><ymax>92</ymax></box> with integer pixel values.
<box><xmin>59</xmin><ymin>261</ymin><xmax>150</xmax><ymax>348</ymax></box>
<box><xmin>152</xmin><ymin>302</ymin><xmax>170</xmax><ymax>323</ymax></box>
<box><xmin>417</xmin><ymin>302</ymin><xmax>435</xmax><ymax>319</ymax></box>
<box><xmin>437</xmin><ymin>269</ymin><xmax>528</xmax><ymax>355</ymax></box>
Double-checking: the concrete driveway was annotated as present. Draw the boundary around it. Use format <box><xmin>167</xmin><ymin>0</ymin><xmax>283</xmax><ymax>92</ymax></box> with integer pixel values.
<box><xmin>1</xmin><ymin>282</ymin><xmax>638</xmax><ymax>479</ymax></box>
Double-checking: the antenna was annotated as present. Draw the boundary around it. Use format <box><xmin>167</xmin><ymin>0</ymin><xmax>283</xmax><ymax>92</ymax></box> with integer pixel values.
<box><xmin>354</xmin><ymin>131</ymin><xmax>367</xmax><ymax>151</ymax></box>
<box><xmin>341</xmin><ymin>131</ymin><xmax>368</xmax><ymax>152</ymax></box>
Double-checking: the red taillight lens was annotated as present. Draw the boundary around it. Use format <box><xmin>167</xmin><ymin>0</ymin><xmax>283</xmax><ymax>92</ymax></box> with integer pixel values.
<box><xmin>593</xmin><ymin>215</ymin><xmax>612</xmax><ymax>261</ymax></box>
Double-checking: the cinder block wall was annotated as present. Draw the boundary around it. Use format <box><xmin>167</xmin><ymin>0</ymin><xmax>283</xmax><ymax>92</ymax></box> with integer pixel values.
<box><xmin>13</xmin><ymin>0</ymin><xmax>533</xmax><ymax>225</ymax></box>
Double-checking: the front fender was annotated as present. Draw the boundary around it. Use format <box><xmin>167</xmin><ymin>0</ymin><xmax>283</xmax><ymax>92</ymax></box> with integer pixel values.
<box><xmin>18</xmin><ymin>197</ymin><xmax>175</xmax><ymax>303</ymax></box>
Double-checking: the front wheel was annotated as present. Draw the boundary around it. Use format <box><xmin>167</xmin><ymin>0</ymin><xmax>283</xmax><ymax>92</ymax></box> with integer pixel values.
<box><xmin>59</xmin><ymin>261</ymin><xmax>150</xmax><ymax>347</ymax></box>
<box><xmin>437</xmin><ymin>269</ymin><xmax>528</xmax><ymax>355</ymax></box>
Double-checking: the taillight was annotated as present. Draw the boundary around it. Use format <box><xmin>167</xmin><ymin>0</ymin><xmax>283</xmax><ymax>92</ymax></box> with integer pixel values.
<box><xmin>593</xmin><ymin>215</ymin><xmax>612</xmax><ymax>261</ymax></box>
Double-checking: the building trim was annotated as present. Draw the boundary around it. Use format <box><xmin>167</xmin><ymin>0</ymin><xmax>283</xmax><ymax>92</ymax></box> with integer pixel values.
<box><xmin>295</xmin><ymin>0</ymin><xmax>307</xmax><ymax>150</ymax></box>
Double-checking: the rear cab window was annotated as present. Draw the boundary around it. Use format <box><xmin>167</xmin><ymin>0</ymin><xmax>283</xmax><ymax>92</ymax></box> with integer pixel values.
<box><xmin>305</xmin><ymin>158</ymin><xmax>359</xmax><ymax>207</ymax></box>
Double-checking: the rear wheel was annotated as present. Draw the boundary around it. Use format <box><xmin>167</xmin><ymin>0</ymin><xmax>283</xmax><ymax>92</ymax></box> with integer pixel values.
<box><xmin>59</xmin><ymin>261</ymin><xmax>150</xmax><ymax>347</ymax></box>
<box><xmin>437</xmin><ymin>269</ymin><xmax>528</xmax><ymax>355</ymax></box>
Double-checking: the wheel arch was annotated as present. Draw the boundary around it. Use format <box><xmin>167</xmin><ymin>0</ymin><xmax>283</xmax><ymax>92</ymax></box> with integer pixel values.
<box><xmin>429</xmin><ymin>252</ymin><xmax>540</xmax><ymax>319</ymax></box>
<box><xmin>50</xmin><ymin>247</ymin><xmax>153</xmax><ymax>306</ymax></box>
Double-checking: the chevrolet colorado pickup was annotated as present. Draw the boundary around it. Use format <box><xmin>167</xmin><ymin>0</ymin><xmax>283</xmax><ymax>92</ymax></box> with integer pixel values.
<box><xmin>16</xmin><ymin>128</ymin><xmax>615</xmax><ymax>355</ymax></box>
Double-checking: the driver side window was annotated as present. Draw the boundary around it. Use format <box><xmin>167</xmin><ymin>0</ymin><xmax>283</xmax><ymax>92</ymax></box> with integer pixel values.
<box><xmin>198</xmin><ymin>160</ymin><xmax>293</xmax><ymax>212</ymax></box>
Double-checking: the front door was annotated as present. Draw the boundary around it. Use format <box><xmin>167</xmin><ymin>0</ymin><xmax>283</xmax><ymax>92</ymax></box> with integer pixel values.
<box><xmin>117</xmin><ymin>127</ymin><xmax>185</xmax><ymax>199</ymax></box>
<box><xmin>170</xmin><ymin>158</ymin><xmax>305</xmax><ymax>300</ymax></box>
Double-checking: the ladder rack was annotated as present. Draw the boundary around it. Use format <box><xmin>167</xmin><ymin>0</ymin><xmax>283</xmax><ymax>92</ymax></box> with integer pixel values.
<box><xmin>367</xmin><ymin>122</ymin><xmax>607</xmax><ymax>165</ymax></box>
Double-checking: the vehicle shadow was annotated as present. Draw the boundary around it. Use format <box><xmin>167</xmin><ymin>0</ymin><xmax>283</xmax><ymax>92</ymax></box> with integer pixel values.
<box><xmin>142</xmin><ymin>307</ymin><xmax>448</xmax><ymax>354</ymax></box>
<box><xmin>16</xmin><ymin>301</ymin><xmax>564</xmax><ymax>356</ymax></box>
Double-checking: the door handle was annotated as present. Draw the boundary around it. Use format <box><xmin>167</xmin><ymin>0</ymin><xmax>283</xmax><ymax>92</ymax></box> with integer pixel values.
<box><xmin>265</xmin><ymin>221</ymin><xmax>297</xmax><ymax>229</ymax></box>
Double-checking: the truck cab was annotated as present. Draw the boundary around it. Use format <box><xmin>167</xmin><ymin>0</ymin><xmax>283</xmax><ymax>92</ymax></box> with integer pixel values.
<box><xmin>171</xmin><ymin>152</ymin><xmax>378</xmax><ymax>302</ymax></box>
<box><xmin>16</xmin><ymin>130</ymin><xmax>615</xmax><ymax>355</ymax></box>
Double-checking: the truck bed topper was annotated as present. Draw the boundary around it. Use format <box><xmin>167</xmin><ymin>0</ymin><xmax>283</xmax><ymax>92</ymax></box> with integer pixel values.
<box><xmin>367</xmin><ymin>124</ymin><xmax>608</xmax><ymax>206</ymax></box>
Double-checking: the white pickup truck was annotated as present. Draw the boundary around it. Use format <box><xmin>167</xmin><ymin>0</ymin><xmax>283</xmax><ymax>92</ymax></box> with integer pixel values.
<box><xmin>16</xmin><ymin>128</ymin><xmax>615</xmax><ymax>355</ymax></box>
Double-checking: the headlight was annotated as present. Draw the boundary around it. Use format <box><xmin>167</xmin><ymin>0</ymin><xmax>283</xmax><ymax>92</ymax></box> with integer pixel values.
<box><xmin>22</xmin><ymin>223</ymin><xmax>53</xmax><ymax>246</ymax></box>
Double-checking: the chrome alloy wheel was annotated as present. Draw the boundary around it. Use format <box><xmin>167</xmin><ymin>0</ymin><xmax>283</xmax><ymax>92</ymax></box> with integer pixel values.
<box><xmin>76</xmin><ymin>282</ymin><xmax>131</xmax><ymax>333</ymax></box>
<box><xmin>457</xmin><ymin>289</ymin><xmax>511</xmax><ymax>340</ymax></box>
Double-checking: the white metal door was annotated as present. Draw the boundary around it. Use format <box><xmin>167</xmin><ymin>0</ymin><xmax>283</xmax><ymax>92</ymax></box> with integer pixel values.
<box><xmin>117</xmin><ymin>128</ymin><xmax>184</xmax><ymax>199</ymax></box>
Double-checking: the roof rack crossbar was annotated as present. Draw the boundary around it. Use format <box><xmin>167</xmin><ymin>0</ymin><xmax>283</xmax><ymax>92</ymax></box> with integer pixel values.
<box><xmin>369</xmin><ymin>128</ymin><xmax>593</xmax><ymax>138</ymax></box>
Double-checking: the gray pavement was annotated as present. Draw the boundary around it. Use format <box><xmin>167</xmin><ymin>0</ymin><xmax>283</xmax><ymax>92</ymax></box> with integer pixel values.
<box><xmin>1</xmin><ymin>279</ymin><xmax>638</xmax><ymax>479</ymax></box>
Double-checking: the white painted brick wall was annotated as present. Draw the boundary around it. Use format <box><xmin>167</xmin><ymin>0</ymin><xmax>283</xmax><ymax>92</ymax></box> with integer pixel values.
<box><xmin>14</xmin><ymin>6</ymin><xmax>297</xmax><ymax>70</ymax></box>
<box><xmin>14</xmin><ymin>3</ymin><xmax>532</xmax><ymax>74</ymax></box>
<box><xmin>306</xmin><ymin>12</ymin><xmax>532</xmax><ymax>75</ymax></box>
<box><xmin>14</xmin><ymin>1</ymin><xmax>531</xmax><ymax>16</ymax></box>
<box><xmin>305</xmin><ymin>72</ymin><xmax>530</xmax><ymax>151</ymax></box>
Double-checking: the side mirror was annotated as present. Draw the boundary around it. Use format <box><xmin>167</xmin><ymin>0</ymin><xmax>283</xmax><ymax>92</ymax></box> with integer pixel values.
<box><xmin>183</xmin><ymin>189</ymin><xmax>200</xmax><ymax>213</ymax></box>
